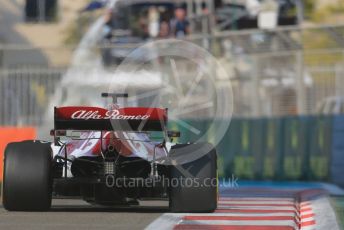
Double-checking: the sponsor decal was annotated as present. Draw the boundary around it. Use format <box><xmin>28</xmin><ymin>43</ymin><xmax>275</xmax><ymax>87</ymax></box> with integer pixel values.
<box><xmin>71</xmin><ymin>109</ymin><xmax>150</xmax><ymax>120</ymax></box>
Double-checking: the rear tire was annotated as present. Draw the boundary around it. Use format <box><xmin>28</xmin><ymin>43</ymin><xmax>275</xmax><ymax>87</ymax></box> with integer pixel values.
<box><xmin>2</xmin><ymin>140</ymin><xmax>53</xmax><ymax>211</ymax></box>
<box><xmin>169</xmin><ymin>142</ymin><xmax>217</xmax><ymax>212</ymax></box>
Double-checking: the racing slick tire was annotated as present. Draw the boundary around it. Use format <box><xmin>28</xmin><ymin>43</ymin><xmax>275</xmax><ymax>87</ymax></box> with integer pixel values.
<box><xmin>169</xmin><ymin>143</ymin><xmax>217</xmax><ymax>212</ymax></box>
<box><xmin>2</xmin><ymin>140</ymin><xmax>53</xmax><ymax>211</ymax></box>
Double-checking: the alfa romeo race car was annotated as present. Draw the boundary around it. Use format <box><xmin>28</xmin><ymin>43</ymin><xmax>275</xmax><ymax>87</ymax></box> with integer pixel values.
<box><xmin>2</xmin><ymin>93</ymin><xmax>217</xmax><ymax>212</ymax></box>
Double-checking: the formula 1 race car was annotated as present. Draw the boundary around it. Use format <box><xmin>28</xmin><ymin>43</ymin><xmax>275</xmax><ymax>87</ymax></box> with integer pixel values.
<box><xmin>2</xmin><ymin>93</ymin><xmax>217</xmax><ymax>212</ymax></box>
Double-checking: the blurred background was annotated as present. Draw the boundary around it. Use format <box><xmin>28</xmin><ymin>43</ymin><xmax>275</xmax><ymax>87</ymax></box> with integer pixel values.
<box><xmin>1</xmin><ymin>0</ymin><xmax>344</xmax><ymax>191</ymax></box>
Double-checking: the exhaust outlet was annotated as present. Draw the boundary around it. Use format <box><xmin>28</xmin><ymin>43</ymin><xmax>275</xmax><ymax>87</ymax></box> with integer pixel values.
<box><xmin>107</xmin><ymin>145</ymin><xmax>115</xmax><ymax>152</ymax></box>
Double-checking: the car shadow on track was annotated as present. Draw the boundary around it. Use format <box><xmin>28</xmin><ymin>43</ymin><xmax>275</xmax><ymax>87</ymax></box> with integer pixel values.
<box><xmin>0</xmin><ymin>199</ymin><xmax>169</xmax><ymax>213</ymax></box>
<box><xmin>0</xmin><ymin>204</ymin><xmax>168</xmax><ymax>213</ymax></box>
<box><xmin>49</xmin><ymin>206</ymin><xmax>169</xmax><ymax>213</ymax></box>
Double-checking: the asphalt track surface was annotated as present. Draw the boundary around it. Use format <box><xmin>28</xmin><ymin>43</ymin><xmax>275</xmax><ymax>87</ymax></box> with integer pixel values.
<box><xmin>0</xmin><ymin>199</ymin><xmax>167</xmax><ymax>230</ymax></box>
<box><xmin>0</xmin><ymin>182</ymin><xmax>341</xmax><ymax>230</ymax></box>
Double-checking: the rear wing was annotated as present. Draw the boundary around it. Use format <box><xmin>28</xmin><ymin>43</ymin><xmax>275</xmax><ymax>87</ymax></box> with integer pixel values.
<box><xmin>54</xmin><ymin>106</ymin><xmax>167</xmax><ymax>131</ymax></box>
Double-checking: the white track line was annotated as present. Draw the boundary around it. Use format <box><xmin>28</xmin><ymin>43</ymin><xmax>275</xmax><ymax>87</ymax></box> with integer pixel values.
<box><xmin>218</xmin><ymin>206</ymin><xmax>298</xmax><ymax>210</ymax></box>
<box><xmin>219</xmin><ymin>200</ymin><xmax>295</xmax><ymax>205</ymax></box>
<box><xmin>177</xmin><ymin>220</ymin><xmax>298</xmax><ymax>228</ymax></box>
<box><xmin>219</xmin><ymin>197</ymin><xmax>295</xmax><ymax>201</ymax></box>
<box><xmin>178</xmin><ymin>213</ymin><xmax>299</xmax><ymax>217</ymax></box>
<box><xmin>146</xmin><ymin>189</ymin><xmax>323</xmax><ymax>230</ymax></box>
